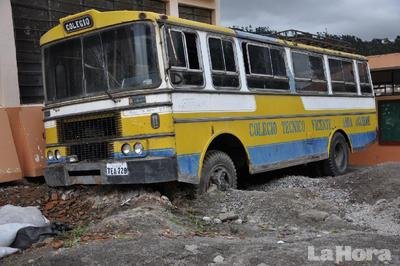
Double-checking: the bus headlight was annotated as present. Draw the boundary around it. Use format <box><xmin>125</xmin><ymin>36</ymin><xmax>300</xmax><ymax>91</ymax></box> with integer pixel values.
<box><xmin>134</xmin><ymin>142</ymin><xmax>143</xmax><ymax>155</ymax></box>
<box><xmin>55</xmin><ymin>150</ymin><xmax>62</xmax><ymax>160</ymax></box>
<box><xmin>47</xmin><ymin>151</ymin><xmax>54</xmax><ymax>160</ymax></box>
<box><xmin>121</xmin><ymin>143</ymin><xmax>131</xmax><ymax>155</ymax></box>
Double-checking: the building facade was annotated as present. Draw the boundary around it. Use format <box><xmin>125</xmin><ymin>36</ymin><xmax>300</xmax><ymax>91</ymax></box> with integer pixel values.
<box><xmin>0</xmin><ymin>0</ymin><xmax>220</xmax><ymax>182</ymax></box>
<box><xmin>350</xmin><ymin>53</ymin><xmax>400</xmax><ymax>165</ymax></box>
<box><xmin>11</xmin><ymin>0</ymin><xmax>220</xmax><ymax>104</ymax></box>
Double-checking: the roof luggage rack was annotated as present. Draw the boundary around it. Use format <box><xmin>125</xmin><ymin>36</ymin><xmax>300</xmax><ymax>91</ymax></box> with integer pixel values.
<box><xmin>273</xmin><ymin>29</ymin><xmax>355</xmax><ymax>53</ymax></box>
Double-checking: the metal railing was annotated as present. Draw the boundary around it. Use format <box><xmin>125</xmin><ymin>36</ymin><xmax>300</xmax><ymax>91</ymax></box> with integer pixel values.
<box><xmin>274</xmin><ymin>29</ymin><xmax>355</xmax><ymax>53</ymax></box>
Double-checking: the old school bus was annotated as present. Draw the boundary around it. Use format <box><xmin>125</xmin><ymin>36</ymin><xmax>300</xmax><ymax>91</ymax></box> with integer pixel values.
<box><xmin>41</xmin><ymin>10</ymin><xmax>376</xmax><ymax>193</ymax></box>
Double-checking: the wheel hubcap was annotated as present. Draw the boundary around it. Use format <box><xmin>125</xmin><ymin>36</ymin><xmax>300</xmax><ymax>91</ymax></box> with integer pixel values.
<box><xmin>209</xmin><ymin>165</ymin><xmax>231</xmax><ymax>191</ymax></box>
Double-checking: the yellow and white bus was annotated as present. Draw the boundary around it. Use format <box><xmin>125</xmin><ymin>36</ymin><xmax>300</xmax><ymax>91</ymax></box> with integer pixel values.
<box><xmin>41</xmin><ymin>10</ymin><xmax>376</xmax><ymax>192</ymax></box>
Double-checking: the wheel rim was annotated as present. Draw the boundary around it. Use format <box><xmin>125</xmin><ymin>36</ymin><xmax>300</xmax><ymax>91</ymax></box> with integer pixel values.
<box><xmin>334</xmin><ymin>142</ymin><xmax>346</xmax><ymax>172</ymax></box>
<box><xmin>208</xmin><ymin>164</ymin><xmax>232</xmax><ymax>192</ymax></box>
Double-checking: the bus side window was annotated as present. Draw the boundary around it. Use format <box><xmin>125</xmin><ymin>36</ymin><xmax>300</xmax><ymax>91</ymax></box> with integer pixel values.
<box><xmin>208</xmin><ymin>37</ymin><xmax>239</xmax><ymax>89</ymax></box>
<box><xmin>243</xmin><ymin>42</ymin><xmax>289</xmax><ymax>91</ymax></box>
<box><xmin>292</xmin><ymin>52</ymin><xmax>327</xmax><ymax>93</ymax></box>
<box><xmin>166</xmin><ymin>29</ymin><xmax>204</xmax><ymax>88</ymax></box>
<box><xmin>358</xmin><ymin>61</ymin><xmax>373</xmax><ymax>94</ymax></box>
<box><xmin>328</xmin><ymin>58</ymin><xmax>357</xmax><ymax>94</ymax></box>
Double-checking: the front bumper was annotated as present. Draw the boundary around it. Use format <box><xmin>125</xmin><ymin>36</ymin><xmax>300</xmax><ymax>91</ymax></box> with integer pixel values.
<box><xmin>45</xmin><ymin>157</ymin><xmax>178</xmax><ymax>186</ymax></box>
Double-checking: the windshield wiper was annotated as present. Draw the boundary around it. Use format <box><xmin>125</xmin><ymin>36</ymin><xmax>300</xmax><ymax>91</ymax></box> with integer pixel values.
<box><xmin>105</xmin><ymin>89</ymin><xmax>117</xmax><ymax>103</ymax></box>
<box><xmin>84</xmin><ymin>63</ymin><xmax>118</xmax><ymax>103</ymax></box>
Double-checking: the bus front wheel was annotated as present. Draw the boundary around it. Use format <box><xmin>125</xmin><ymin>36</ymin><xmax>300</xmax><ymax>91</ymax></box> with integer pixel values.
<box><xmin>322</xmin><ymin>133</ymin><xmax>349</xmax><ymax>176</ymax></box>
<box><xmin>199</xmin><ymin>150</ymin><xmax>238</xmax><ymax>194</ymax></box>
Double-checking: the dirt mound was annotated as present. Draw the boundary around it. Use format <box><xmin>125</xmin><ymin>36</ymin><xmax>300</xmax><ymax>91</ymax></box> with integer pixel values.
<box><xmin>0</xmin><ymin>183</ymin><xmax>172</xmax><ymax>228</ymax></box>
<box><xmin>331</xmin><ymin>163</ymin><xmax>400</xmax><ymax>204</ymax></box>
<box><xmin>2</xmin><ymin>163</ymin><xmax>400</xmax><ymax>264</ymax></box>
<box><xmin>88</xmin><ymin>193</ymin><xmax>187</xmax><ymax>237</ymax></box>
<box><xmin>0</xmin><ymin>184</ymin><xmax>105</xmax><ymax>227</ymax></box>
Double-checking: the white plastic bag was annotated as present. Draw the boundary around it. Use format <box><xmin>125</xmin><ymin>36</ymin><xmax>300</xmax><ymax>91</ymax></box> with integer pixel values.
<box><xmin>0</xmin><ymin>223</ymin><xmax>34</xmax><ymax>247</ymax></box>
<box><xmin>0</xmin><ymin>205</ymin><xmax>49</xmax><ymax>226</ymax></box>
<box><xmin>0</xmin><ymin>205</ymin><xmax>51</xmax><ymax>258</ymax></box>
<box><xmin>0</xmin><ymin>247</ymin><xmax>20</xmax><ymax>258</ymax></box>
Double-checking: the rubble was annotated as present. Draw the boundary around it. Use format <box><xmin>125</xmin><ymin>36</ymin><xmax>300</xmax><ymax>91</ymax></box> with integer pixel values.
<box><xmin>213</xmin><ymin>218</ymin><xmax>222</xmax><ymax>224</ymax></box>
<box><xmin>213</xmin><ymin>255</ymin><xmax>224</xmax><ymax>263</ymax></box>
<box><xmin>1</xmin><ymin>163</ymin><xmax>400</xmax><ymax>264</ymax></box>
<box><xmin>184</xmin><ymin>244</ymin><xmax>198</xmax><ymax>254</ymax></box>
<box><xmin>202</xmin><ymin>217</ymin><xmax>211</xmax><ymax>223</ymax></box>
<box><xmin>298</xmin><ymin>210</ymin><xmax>329</xmax><ymax>222</ymax></box>
<box><xmin>218</xmin><ymin>211</ymin><xmax>239</xmax><ymax>222</ymax></box>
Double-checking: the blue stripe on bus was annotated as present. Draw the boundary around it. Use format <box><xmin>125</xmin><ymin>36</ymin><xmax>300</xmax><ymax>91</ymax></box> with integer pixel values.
<box><xmin>113</xmin><ymin>148</ymin><xmax>175</xmax><ymax>159</ymax></box>
<box><xmin>148</xmin><ymin>149</ymin><xmax>175</xmax><ymax>157</ymax></box>
<box><xmin>248</xmin><ymin>137</ymin><xmax>328</xmax><ymax>166</ymax></box>
<box><xmin>177</xmin><ymin>153</ymin><xmax>201</xmax><ymax>178</ymax></box>
<box><xmin>349</xmin><ymin>131</ymin><xmax>377</xmax><ymax>149</ymax></box>
<box><xmin>61</xmin><ymin>131</ymin><xmax>376</xmax><ymax>176</ymax></box>
<box><xmin>47</xmin><ymin>158</ymin><xmax>66</xmax><ymax>164</ymax></box>
<box><xmin>248</xmin><ymin>131</ymin><xmax>377</xmax><ymax>167</ymax></box>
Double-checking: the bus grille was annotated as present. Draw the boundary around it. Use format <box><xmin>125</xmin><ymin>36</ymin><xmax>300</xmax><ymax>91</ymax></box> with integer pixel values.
<box><xmin>69</xmin><ymin>142</ymin><xmax>112</xmax><ymax>162</ymax></box>
<box><xmin>56</xmin><ymin>112</ymin><xmax>121</xmax><ymax>161</ymax></box>
<box><xmin>58</xmin><ymin>112</ymin><xmax>121</xmax><ymax>143</ymax></box>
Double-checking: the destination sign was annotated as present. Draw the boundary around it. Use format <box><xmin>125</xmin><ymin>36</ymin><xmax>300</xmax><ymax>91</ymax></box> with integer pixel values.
<box><xmin>63</xmin><ymin>15</ymin><xmax>93</xmax><ymax>33</ymax></box>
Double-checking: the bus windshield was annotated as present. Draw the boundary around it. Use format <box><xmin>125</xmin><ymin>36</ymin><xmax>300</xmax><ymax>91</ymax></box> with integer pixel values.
<box><xmin>44</xmin><ymin>22</ymin><xmax>160</xmax><ymax>102</ymax></box>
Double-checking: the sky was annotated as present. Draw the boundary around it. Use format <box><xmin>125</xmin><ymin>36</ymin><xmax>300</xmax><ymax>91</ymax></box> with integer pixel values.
<box><xmin>220</xmin><ymin>0</ymin><xmax>400</xmax><ymax>40</ymax></box>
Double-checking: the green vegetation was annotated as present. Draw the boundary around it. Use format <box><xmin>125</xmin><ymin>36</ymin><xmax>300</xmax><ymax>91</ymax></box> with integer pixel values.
<box><xmin>64</xmin><ymin>226</ymin><xmax>89</xmax><ymax>247</ymax></box>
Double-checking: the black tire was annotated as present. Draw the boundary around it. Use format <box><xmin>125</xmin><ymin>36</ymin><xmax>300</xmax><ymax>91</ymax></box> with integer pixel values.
<box><xmin>199</xmin><ymin>150</ymin><xmax>238</xmax><ymax>194</ymax></box>
<box><xmin>322</xmin><ymin>133</ymin><xmax>349</xmax><ymax>176</ymax></box>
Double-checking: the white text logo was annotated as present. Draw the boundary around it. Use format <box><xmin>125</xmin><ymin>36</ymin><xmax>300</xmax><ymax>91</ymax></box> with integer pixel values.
<box><xmin>308</xmin><ymin>246</ymin><xmax>391</xmax><ymax>263</ymax></box>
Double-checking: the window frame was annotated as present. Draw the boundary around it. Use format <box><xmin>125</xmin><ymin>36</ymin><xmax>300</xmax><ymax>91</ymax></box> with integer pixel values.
<box><xmin>206</xmin><ymin>34</ymin><xmax>241</xmax><ymax>90</ymax></box>
<box><xmin>327</xmin><ymin>56</ymin><xmax>358</xmax><ymax>95</ymax></box>
<box><xmin>357</xmin><ymin>61</ymin><xmax>374</xmax><ymax>95</ymax></box>
<box><xmin>291</xmin><ymin>50</ymin><xmax>328</xmax><ymax>95</ymax></box>
<box><xmin>178</xmin><ymin>4</ymin><xmax>213</xmax><ymax>24</ymax></box>
<box><xmin>165</xmin><ymin>26</ymin><xmax>205</xmax><ymax>89</ymax></box>
<box><xmin>243</xmin><ymin>41</ymin><xmax>290</xmax><ymax>92</ymax></box>
<box><xmin>43</xmin><ymin>21</ymin><xmax>162</xmax><ymax>104</ymax></box>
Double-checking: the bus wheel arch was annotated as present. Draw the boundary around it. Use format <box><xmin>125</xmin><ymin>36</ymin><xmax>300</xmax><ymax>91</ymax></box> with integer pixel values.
<box><xmin>329</xmin><ymin>129</ymin><xmax>353</xmax><ymax>154</ymax></box>
<box><xmin>199</xmin><ymin>133</ymin><xmax>249</xmax><ymax>192</ymax></box>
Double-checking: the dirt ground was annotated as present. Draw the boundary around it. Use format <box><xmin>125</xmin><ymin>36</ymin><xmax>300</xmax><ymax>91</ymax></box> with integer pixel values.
<box><xmin>1</xmin><ymin>163</ymin><xmax>400</xmax><ymax>265</ymax></box>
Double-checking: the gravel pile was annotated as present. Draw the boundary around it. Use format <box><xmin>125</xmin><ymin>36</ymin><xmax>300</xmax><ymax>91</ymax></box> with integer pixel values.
<box><xmin>248</xmin><ymin>175</ymin><xmax>323</xmax><ymax>191</ymax></box>
<box><xmin>247</xmin><ymin>174</ymin><xmax>350</xmax><ymax>206</ymax></box>
<box><xmin>346</xmin><ymin>197</ymin><xmax>400</xmax><ymax>236</ymax></box>
<box><xmin>2</xmin><ymin>163</ymin><xmax>400</xmax><ymax>265</ymax></box>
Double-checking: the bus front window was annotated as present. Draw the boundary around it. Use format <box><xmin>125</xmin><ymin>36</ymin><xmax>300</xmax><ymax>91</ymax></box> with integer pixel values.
<box><xmin>44</xmin><ymin>22</ymin><xmax>160</xmax><ymax>102</ymax></box>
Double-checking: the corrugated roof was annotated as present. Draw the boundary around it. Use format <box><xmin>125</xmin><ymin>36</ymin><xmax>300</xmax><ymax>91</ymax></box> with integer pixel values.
<box><xmin>368</xmin><ymin>53</ymin><xmax>400</xmax><ymax>71</ymax></box>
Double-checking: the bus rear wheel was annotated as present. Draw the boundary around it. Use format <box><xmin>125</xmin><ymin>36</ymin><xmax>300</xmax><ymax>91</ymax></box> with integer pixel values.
<box><xmin>199</xmin><ymin>150</ymin><xmax>237</xmax><ymax>194</ymax></box>
<box><xmin>322</xmin><ymin>133</ymin><xmax>349</xmax><ymax>176</ymax></box>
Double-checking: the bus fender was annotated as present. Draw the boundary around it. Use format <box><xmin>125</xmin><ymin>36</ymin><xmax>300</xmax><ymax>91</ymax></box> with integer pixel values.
<box><xmin>327</xmin><ymin>129</ymin><xmax>353</xmax><ymax>155</ymax></box>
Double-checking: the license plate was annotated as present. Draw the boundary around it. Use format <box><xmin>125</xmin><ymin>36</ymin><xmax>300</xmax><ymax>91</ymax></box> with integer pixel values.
<box><xmin>106</xmin><ymin>162</ymin><xmax>129</xmax><ymax>176</ymax></box>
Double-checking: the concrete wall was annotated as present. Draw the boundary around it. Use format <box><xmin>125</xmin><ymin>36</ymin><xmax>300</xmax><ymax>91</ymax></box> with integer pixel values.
<box><xmin>350</xmin><ymin>95</ymin><xmax>400</xmax><ymax>166</ymax></box>
<box><xmin>0</xmin><ymin>0</ymin><xmax>45</xmax><ymax>183</ymax></box>
<box><xmin>0</xmin><ymin>0</ymin><xmax>20</xmax><ymax>107</ymax></box>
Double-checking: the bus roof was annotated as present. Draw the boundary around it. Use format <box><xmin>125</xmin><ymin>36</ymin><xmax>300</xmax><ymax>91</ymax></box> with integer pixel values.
<box><xmin>40</xmin><ymin>9</ymin><xmax>367</xmax><ymax>61</ymax></box>
<box><xmin>40</xmin><ymin>9</ymin><xmax>235</xmax><ymax>46</ymax></box>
